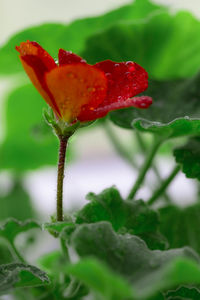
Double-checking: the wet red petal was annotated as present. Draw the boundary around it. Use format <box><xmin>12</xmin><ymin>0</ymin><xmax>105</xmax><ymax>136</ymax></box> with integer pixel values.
<box><xmin>16</xmin><ymin>41</ymin><xmax>56</xmax><ymax>71</ymax></box>
<box><xmin>16</xmin><ymin>41</ymin><xmax>61</xmax><ymax>116</ymax></box>
<box><xmin>78</xmin><ymin>96</ymin><xmax>152</xmax><ymax>122</ymax></box>
<box><xmin>94</xmin><ymin>60</ymin><xmax>148</xmax><ymax>106</ymax></box>
<box><xmin>45</xmin><ymin>63</ymin><xmax>107</xmax><ymax>122</ymax></box>
<box><xmin>58</xmin><ymin>49</ymin><xmax>86</xmax><ymax>65</ymax></box>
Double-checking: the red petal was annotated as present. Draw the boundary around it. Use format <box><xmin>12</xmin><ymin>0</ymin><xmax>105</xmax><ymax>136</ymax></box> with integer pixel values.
<box><xmin>78</xmin><ymin>96</ymin><xmax>152</xmax><ymax>122</ymax></box>
<box><xmin>58</xmin><ymin>49</ymin><xmax>86</xmax><ymax>65</ymax></box>
<box><xmin>16</xmin><ymin>41</ymin><xmax>56</xmax><ymax>71</ymax></box>
<box><xmin>45</xmin><ymin>63</ymin><xmax>107</xmax><ymax>122</ymax></box>
<box><xmin>16</xmin><ymin>41</ymin><xmax>61</xmax><ymax>116</ymax></box>
<box><xmin>94</xmin><ymin>60</ymin><xmax>148</xmax><ymax>106</ymax></box>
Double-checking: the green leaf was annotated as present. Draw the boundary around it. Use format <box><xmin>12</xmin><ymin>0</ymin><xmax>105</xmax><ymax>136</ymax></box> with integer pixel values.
<box><xmin>71</xmin><ymin>222</ymin><xmax>200</xmax><ymax>278</ymax></box>
<box><xmin>0</xmin><ymin>219</ymin><xmax>40</xmax><ymax>244</ymax></box>
<box><xmin>71</xmin><ymin>221</ymin><xmax>200</xmax><ymax>299</ymax></box>
<box><xmin>0</xmin><ymin>84</ymin><xmax>75</xmax><ymax>172</ymax></box>
<box><xmin>66</xmin><ymin>258</ymin><xmax>133</xmax><ymax>300</ymax></box>
<box><xmin>43</xmin><ymin>221</ymin><xmax>75</xmax><ymax>238</ymax></box>
<box><xmin>0</xmin><ymin>179</ymin><xmax>36</xmax><ymax>221</ymax></box>
<box><xmin>165</xmin><ymin>286</ymin><xmax>200</xmax><ymax>300</ymax></box>
<box><xmin>37</xmin><ymin>251</ymin><xmax>64</xmax><ymax>274</ymax></box>
<box><xmin>82</xmin><ymin>11</ymin><xmax>200</xmax><ymax>79</ymax></box>
<box><xmin>0</xmin><ymin>84</ymin><xmax>59</xmax><ymax>171</ymax></box>
<box><xmin>0</xmin><ymin>263</ymin><xmax>49</xmax><ymax>295</ymax></box>
<box><xmin>0</xmin><ymin>242</ymin><xmax>14</xmax><ymax>264</ymax></box>
<box><xmin>174</xmin><ymin>137</ymin><xmax>200</xmax><ymax>181</ymax></box>
<box><xmin>136</xmin><ymin>258</ymin><xmax>200</xmax><ymax>299</ymax></box>
<box><xmin>76</xmin><ymin>187</ymin><xmax>167</xmax><ymax>250</ymax></box>
<box><xmin>110</xmin><ymin>74</ymin><xmax>200</xmax><ymax>139</ymax></box>
<box><xmin>0</xmin><ymin>0</ymin><xmax>166</xmax><ymax>76</ymax></box>
<box><xmin>159</xmin><ymin>204</ymin><xmax>200</xmax><ymax>255</ymax></box>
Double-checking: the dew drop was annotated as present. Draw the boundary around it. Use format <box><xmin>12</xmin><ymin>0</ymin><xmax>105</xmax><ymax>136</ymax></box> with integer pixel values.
<box><xmin>67</xmin><ymin>73</ymin><xmax>75</xmax><ymax>78</ymax></box>
<box><xmin>117</xmin><ymin>96</ymin><xmax>123</xmax><ymax>101</ymax></box>
<box><xmin>126</xmin><ymin>61</ymin><xmax>135</xmax><ymax>72</ymax></box>
<box><xmin>88</xmin><ymin>87</ymin><xmax>96</xmax><ymax>92</ymax></box>
<box><xmin>140</xmin><ymin>102</ymin><xmax>147</xmax><ymax>108</ymax></box>
<box><xmin>105</xmin><ymin>73</ymin><xmax>111</xmax><ymax>78</ymax></box>
<box><xmin>98</xmin><ymin>87</ymin><xmax>105</xmax><ymax>91</ymax></box>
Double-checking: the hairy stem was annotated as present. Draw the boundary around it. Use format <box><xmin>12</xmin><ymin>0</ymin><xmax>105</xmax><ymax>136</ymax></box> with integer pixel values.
<box><xmin>148</xmin><ymin>165</ymin><xmax>181</xmax><ymax>205</ymax></box>
<box><xmin>57</xmin><ymin>136</ymin><xmax>68</xmax><ymax>221</ymax></box>
<box><xmin>127</xmin><ymin>138</ymin><xmax>162</xmax><ymax>200</ymax></box>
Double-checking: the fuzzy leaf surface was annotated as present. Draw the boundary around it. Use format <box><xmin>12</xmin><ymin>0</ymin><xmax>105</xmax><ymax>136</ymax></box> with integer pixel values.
<box><xmin>76</xmin><ymin>187</ymin><xmax>167</xmax><ymax>250</ymax></box>
<box><xmin>174</xmin><ymin>137</ymin><xmax>200</xmax><ymax>181</ymax></box>
<box><xmin>0</xmin><ymin>263</ymin><xmax>49</xmax><ymax>295</ymax></box>
<box><xmin>165</xmin><ymin>286</ymin><xmax>200</xmax><ymax>300</ymax></box>
<box><xmin>159</xmin><ymin>204</ymin><xmax>200</xmax><ymax>255</ymax></box>
<box><xmin>71</xmin><ymin>221</ymin><xmax>200</xmax><ymax>299</ymax></box>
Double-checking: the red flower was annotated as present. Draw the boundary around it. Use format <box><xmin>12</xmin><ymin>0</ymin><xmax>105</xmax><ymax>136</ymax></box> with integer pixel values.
<box><xmin>16</xmin><ymin>41</ymin><xmax>152</xmax><ymax>123</ymax></box>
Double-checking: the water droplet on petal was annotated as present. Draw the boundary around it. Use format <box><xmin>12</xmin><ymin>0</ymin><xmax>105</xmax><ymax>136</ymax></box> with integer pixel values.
<box><xmin>126</xmin><ymin>61</ymin><xmax>135</xmax><ymax>72</ymax></box>
<box><xmin>117</xmin><ymin>96</ymin><xmax>123</xmax><ymax>101</ymax></box>
<box><xmin>67</xmin><ymin>73</ymin><xmax>75</xmax><ymax>78</ymax></box>
<box><xmin>87</xmin><ymin>87</ymin><xmax>96</xmax><ymax>92</ymax></box>
<box><xmin>105</xmin><ymin>73</ymin><xmax>111</xmax><ymax>78</ymax></box>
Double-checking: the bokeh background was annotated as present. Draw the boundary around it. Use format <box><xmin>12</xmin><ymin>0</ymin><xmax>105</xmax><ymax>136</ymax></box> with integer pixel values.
<box><xmin>0</xmin><ymin>0</ymin><xmax>200</xmax><ymax>221</ymax></box>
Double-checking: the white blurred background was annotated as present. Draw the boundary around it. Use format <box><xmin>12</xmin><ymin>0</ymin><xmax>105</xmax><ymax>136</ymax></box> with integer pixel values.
<box><xmin>0</xmin><ymin>0</ymin><xmax>200</xmax><ymax>219</ymax></box>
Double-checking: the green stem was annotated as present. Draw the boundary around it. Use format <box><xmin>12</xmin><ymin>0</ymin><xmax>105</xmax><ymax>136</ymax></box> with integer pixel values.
<box><xmin>127</xmin><ymin>138</ymin><xmax>162</xmax><ymax>200</ymax></box>
<box><xmin>135</xmin><ymin>132</ymin><xmax>171</xmax><ymax>202</ymax></box>
<box><xmin>57</xmin><ymin>136</ymin><xmax>68</xmax><ymax>221</ymax></box>
<box><xmin>60</xmin><ymin>237</ymin><xmax>70</xmax><ymax>261</ymax></box>
<box><xmin>10</xmin><ymin>241</ymin><xmax>26</xmax><ymax>263</ymax></box>
<box><xmin>104</xmin><ymin>121</ymin><xmax>138</xmax><ymax>168</ymax></box>
<box><xmin>148</xmin><ymin>165</ymin><xmax>181</xmax><ymax>205</ymax></box>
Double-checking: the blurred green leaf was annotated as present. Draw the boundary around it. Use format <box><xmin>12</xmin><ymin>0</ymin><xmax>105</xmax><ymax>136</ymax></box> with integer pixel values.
<box><xmin>66</xmin><ymin>258</ymin><xmax>133</xmax><ymax>300</ymax></box>
<box><xmin>43</xmin><ymin>221</ymin><xmax>74</xmax><ymax>238</ymax></box>
<box><xmin>165</xmin><ymin>286</ymin><xmax>200</xmax><ymax>300</ymax></box>
<box><xmin>76</xmin><ymin>187</ymin><xmax>167</xmax><ymax>250</ymax></box>
<box><xmin>37</xmin><ymin>250</ymin><xmax>65</xmax><ymax>275</ymax></box>
<box><xmin>0</xmin><ymin>219</ymin><xmax>40</xmax><ymax>244</ymax></box>
<box><xmin>0</xmin><ymin>84</ymin><xmax>61</xmax><ymax>171</ymax></box>
<box><xmin>0</xmin><ymin>242</ymin><xmax>14</xmax><ymax>264</ymax></box>
<box><xmin>174</xmin><ymin>137</ymin><xmax>200</xmax><ymax>181</ymax></box>
<box><xmin>0</xmin><ymin>263</ymin><xmax>49</xmax><ymax>295</ymax></box>
<box><xmin>0</xmin><ymin>0</ymin><xmax>166</xmax><ymax>76</ymax></box>
<box><xmin>110</xmin><ymin>74</ymin><xmax>200</xmax><ymax>139</ymax></box>
<box><xmin>71</xmin><ymin>221</ymin><xmax>200</xmax><ymax>299</ymax></box>
<box><xmin>159</xmin><ymin>204</ymin><xmax>200</xmax><ymax>255</ymax></box>
<box><xmin>82</xmin><ymin>11</ymin><xmax>200</xmax><ymax>79</ymax></box>
<box><xmin>38</xmin><ymin>250</ymin><xmax>88</xmax><ymax>300</ymax></box>
<box><xmin>0</xmin><ymin>179</ymin><xmax>36</xmax><ymax>221</ymax></box>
